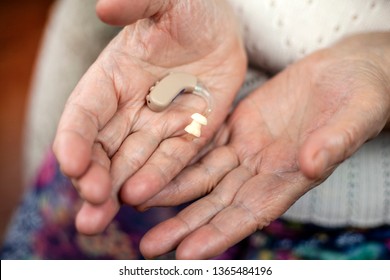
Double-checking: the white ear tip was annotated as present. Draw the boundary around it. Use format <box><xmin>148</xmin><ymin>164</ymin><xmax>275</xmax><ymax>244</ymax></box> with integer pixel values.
<box><xmin>184</xmin><ymin>122</ymin><xmax>201</xmax><ymax>137</ymax></box>
<box><xmin>191</xmin><ymin>113</ymin><xmax>207</xmax><ymax>125</ymax></box>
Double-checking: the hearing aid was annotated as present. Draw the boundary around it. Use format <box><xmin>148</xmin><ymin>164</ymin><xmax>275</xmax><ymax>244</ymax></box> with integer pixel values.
<box><xmin>146</xmin><ymin>72</ymin><xmax>213</xmax><ymax>137</ymax></box>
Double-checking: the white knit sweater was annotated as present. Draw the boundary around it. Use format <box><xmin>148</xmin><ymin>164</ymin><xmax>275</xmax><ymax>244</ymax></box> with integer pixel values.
<box><xmin>228</xmin><ymin>0</ymin><xmax>390</xmax><ymax>227</ymax></box>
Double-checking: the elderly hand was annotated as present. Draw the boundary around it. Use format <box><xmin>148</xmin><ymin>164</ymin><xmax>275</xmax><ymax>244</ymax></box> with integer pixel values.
<box><xmin>53</xmin><ymin>0</ymin><xmax>246</xmax><ymax>234</ymax></box>
<box><xmin>138</xmin><ymin>33</ymin><xmax>390</xmax><ymax>259</ymax></box>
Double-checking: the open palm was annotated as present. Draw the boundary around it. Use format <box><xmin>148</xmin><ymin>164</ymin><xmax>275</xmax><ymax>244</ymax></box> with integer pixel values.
<box><xmin>139</xmin><ymin>36</ymin><xmax>390</xmax><ymax>259</ymax></box>
<box><xmin>53</xmin><ymin>0</ymin><xmax>246</xmax><ymax>234</ymax></box>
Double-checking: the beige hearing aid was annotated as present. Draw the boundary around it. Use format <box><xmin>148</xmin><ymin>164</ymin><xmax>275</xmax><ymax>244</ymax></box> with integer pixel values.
<box><xmin>146</xmin><ymin>72</ymin><xmax>213</xmax><ymax>137</ymax></box>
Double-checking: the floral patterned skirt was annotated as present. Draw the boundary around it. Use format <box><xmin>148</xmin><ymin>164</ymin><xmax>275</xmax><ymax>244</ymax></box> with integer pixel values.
<box><xmin>1</xmin><ymin>151</ymin><xmax>390</xmax><ymax>260</ymax></box>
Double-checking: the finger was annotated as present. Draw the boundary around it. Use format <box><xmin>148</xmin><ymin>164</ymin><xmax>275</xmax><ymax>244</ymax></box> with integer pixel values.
<box><xmin>175</xmin><ymin>173</ymin><xmax>309</xmax><ymax>259</ymax></box>
<box><xmin>138</xmin><ymin>146</ymin><xmax>239</xmax><ymax>210</ymax></box>
<box><xmin>96</xmin><ymin>0</ymin><xmax>169</xmax><ymax>26</ymax></box>
<box><xmin>53</xmin><ymin>67</ymin><xmax>117</xmax><ymax>178</ymax></box>
<box><xmin>299</xmin><ymin>94</ymin><xmax>388</xmax><ymax>179</ymax></box>
<box><xmin>96</xmin><ymin>107</ymin><xmax>140</xmax><ymax>158</ymax></box>
<box><xmin>53</xmin><ymin>114</ymin><xmax>96</xmax><ymax>178</ymax></box>
<box><xmin>139</xmin><ymin>166</ymin><xmax>253</xmax><ymax>259</ymax></box>
<box><xmin>110</xmin><ymin>130</ymin><xmax>160</xmax><ymax>194</ymax></box>
<box><xmin>120</xmin><ymin>136</ymin><xmax>203</xmax><ymax>206</ymax></box>
<box><xmin>75</xmin><ymin>197</ymin><xmax>120</xmax><ymax>235</ymax></box>
<box><xmin>176</xmin><ymin>205</ymin><xmax>257</xmax><ymax>260</ymax></box>
<box><xmin>76</xmin><ymin>143</ymin><xmax>111</xmax><ymax>205</ymax></box>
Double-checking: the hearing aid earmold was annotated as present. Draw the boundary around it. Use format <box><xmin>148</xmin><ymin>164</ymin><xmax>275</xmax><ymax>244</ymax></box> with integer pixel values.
<box><xmin>146</xmin><ymin>72</ymin><xmax>213</xmax><ymax>137</ymax></box>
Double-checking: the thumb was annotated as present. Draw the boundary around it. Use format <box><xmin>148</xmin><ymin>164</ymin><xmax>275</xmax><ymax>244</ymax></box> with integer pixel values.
<box><xmin>96</xmin><ymin>0</ymin><xmax>168</xmax><ymax>26</ymax></box>
<box><xmin>299</xmin><ymin>95</ymin><xmax>388</xmax><ymax>180</ymax></box>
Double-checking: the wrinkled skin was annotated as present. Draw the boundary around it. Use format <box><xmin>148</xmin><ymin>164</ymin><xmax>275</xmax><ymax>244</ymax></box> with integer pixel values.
<box><xmin>53</xmin><ymin>0</ymin><xmax>390</xmax><ymax>260</ymax></box>
<box><xmin>53</xmin><ymin>0</ymin><xmax>247</xmax><ymax>234</ymax></box>
<box><xmin>137</xmin><ymin>34</ymin><xmax>390</xmax><ymax>259</ymax></box>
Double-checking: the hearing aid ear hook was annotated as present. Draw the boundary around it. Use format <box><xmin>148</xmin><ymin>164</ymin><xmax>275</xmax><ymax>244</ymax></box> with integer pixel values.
<box><xmin>146</xmin><ymin>72</ymin><xmax>213</xmax><ymax>137</ymax></box>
